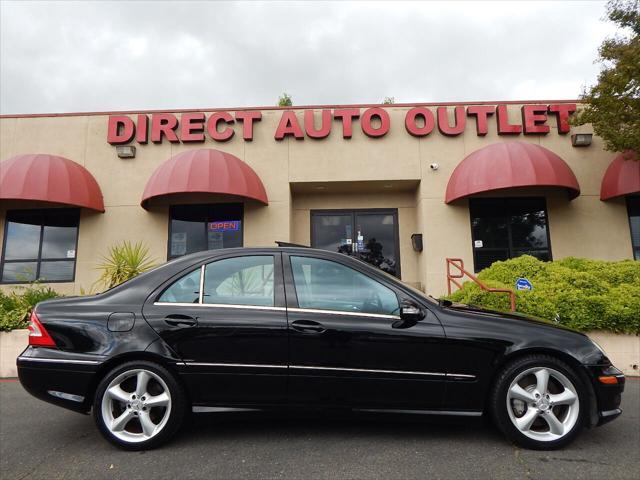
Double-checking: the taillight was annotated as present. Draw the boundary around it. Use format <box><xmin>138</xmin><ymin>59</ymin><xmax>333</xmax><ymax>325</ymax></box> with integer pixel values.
<box><xmin>28</xmin><ymin>310</ymin><xmax>57</xmax><ymax>348</ymax></box>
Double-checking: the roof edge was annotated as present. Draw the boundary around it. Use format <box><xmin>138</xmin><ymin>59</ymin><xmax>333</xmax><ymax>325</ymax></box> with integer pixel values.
<box><xmin>0</xmin><ymin>99</ymin><xmax>581</xmax><ymax>120</ymax></box>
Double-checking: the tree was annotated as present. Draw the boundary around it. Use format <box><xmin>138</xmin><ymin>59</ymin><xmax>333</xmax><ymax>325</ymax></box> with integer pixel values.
<box><xmin>573</xmin><ymin>0</ymin><xmax>640</xmax><ymax>157</ymax></box>
<box><xmin>383</xmin><ymin>96</ymin><xmax>395</xmax><ymax>104</ymax></box>
<box><xmin>277</xmin><ymin>93</ymin><xmax>293</xmax><ymax>107</ymax></box>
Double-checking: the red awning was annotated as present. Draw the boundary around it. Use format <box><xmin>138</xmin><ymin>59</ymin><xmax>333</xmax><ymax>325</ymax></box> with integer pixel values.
<box><xmin>0</xmin><ymin>153</ymin><xmax>105</xmax><ymax>212</ymax></box>
<box><xmin>141</xmin><ymin>148</ymin><xmax>268</xmax><ymax>209</ymax></box>
<box><xmin>600</xmin><ymin>151</ymin><xmax>639</xmax><ymax>201</ymax></box>
<box><xmin>445</xmin><ymin>142</ymin><xmax>580</xmax><ymax>203</ymax></box>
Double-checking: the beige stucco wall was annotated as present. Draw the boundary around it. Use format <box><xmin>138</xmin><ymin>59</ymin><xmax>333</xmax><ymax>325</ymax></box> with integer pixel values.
<box><xmin>0</xmin><ymin>102</ymin><xmax>635</xmax><ymax>297</ymax></box>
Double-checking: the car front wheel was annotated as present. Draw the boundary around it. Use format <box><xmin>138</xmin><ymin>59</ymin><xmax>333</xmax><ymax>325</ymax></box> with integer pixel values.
<box><xmin>491</xmin><ymin>355</ymin><xmax>586</xmax><ymax>450</ymax></box>
<box><xmin>94</xmin><ymin>360</ymin><xmax>186</xmax><ymax>450</ymax></box>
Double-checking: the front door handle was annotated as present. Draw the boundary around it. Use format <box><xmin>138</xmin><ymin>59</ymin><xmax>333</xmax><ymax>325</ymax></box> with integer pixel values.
<box><xmin>164</xmin><ymin>314</ymin><xmax>198</xmax><ymax>327</ymax></box>
<box><xmin>291</xmin><ymin>319</ymin><xmax>326</xmax><ymax>333</ymax></box>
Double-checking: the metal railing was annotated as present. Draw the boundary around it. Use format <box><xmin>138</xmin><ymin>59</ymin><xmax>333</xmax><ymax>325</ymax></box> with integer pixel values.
<box><xmin>445</xmin><ymin>258</ymin><xmax>516</xmax><ymax>312</ymax></box>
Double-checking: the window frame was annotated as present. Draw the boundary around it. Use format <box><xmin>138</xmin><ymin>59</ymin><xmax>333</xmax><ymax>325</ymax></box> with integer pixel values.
<box><xmin>469</xmin><ymin>197</ymin><xmax>553</xmax><ymax>272</ymax></box>
<box><xmin>285</xmin><ymin>253</ymin><xmax>401</xmax><ymax>318</ymax></box>
<box><xmin>166</xmin><ymin>203</ymin><xmax>244</xmax><ymax>261</ymax></box>
<box><xmin>626</xmin><ymin>195</ymin><xmax>640</xmax><ymax>260</ymax></box>
<box><xmin>0</xmin><ymin>208</ymin><xmax>81</xmax><ymax>284</ymax></box>
<box><xmin>154</xmin><ymin>253</ymin><xmax>285</xmax><ymax>309</ymax></box>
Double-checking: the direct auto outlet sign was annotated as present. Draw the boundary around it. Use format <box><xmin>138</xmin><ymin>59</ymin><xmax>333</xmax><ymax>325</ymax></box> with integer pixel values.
<box><xmin>107</xmin><ymin>103</ymin><xmax>576</xmax><ymax>145</ymax></box>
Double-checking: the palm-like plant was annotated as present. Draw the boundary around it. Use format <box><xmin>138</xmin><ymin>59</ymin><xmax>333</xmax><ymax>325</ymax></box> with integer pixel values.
<box><xmin>95</xmin><ymin>241</ymin><xmax>156</xmax><ymax>290</ymax></box>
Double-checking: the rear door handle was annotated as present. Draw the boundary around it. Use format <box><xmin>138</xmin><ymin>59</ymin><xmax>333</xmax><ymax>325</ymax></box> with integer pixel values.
<box><xmin>164</xmin><ymin>314</ymin><xmax>198</xmax><ymax>327</ymax></box>
<box><xmin>291</xmin><ymin>319</ymin><xmax>326</xmax><ymax>333</ymax></box>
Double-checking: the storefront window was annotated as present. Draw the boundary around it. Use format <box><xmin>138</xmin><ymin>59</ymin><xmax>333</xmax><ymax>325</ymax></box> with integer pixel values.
<box><xmin>627</xmin><ymin>196</ymin><xmax>640</xmax><ymax>260</ymax></box>
<box><xmin>470</xmin><ymin>198</ymin><xmax>551</xmax><ymax>271</ymax></box>
<box><xmin>1</xmin><ymin>209</ymin><xmax>80</xmax><ymax>283</ymax></box>
<box><xmin>310</xmin><ymin>209</ymin><xmax>400</xmax><ymax>277</ymax></box>
<box><xmin>168</xmin><ymin>204</ymin><xmax>243</xmax><ymax>259</ymax></box>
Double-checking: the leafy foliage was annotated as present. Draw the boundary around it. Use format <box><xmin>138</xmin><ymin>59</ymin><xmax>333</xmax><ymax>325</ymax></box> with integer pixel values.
<box><xmin>383</xmin><ymin>96</ymin><xmax>395</xmax><ymax>104</ymax></box>
<box><xmin>572</xmin><ymin>0</ymin><xmax>640</xmax><ymax>156</ymax></box>
<box><xmin>445</xmin><ymin>256</ymin><xmax>640</xmax><ymax>334</ymax></box>
<box><xmin>0</xmin><ymin>284</ymin><xmax>61</xmax><ymax>332</ymax></box>
<box><xmin>95</xmin><ymin>241</ymin><xmax>156</xmax><ymax>290</ymax></box>
<box><xmin>277</xmin><ymin>92</ymin><xmax>293</xmax><ymax>107</ymax></box>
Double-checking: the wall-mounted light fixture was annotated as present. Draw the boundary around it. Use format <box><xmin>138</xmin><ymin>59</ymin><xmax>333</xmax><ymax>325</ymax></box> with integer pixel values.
<box><xmin>411</xmin><ymin>233</ymin><xmax>423</xmax><ymax>252</ymax></box>
<box><xmin>571</xmin><ymin>133</ymin><xmax>592</xmax><ymax>147</ymax></box>
<box><xmin>116</xmin><ymin>145</ymin><xmax>136</xmax><ymax>158</ymax></box>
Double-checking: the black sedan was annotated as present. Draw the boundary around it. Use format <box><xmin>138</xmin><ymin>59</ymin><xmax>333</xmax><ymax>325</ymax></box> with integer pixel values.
<box><xmin>17</xmin><ymin>246</ymin><xmax>624</xmax><ymax>450</ymax></box>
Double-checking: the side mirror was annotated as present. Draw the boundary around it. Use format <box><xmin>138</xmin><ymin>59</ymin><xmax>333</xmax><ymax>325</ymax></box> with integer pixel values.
<box><xmin>392</xmin><ymin>300</ymin><xmax>425</xmax><ymax>328</ymax></box>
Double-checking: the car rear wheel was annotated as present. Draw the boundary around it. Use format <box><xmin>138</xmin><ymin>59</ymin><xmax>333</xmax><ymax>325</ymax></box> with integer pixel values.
<box><xmin>491</xmin><ymin>355</ymin><xmax>586</xmax><ymax>450</ymax></box>
<box><xmin>94</xmin><ymin>360</ymin><xmax>186</xmax><ymax>450</ymax></box>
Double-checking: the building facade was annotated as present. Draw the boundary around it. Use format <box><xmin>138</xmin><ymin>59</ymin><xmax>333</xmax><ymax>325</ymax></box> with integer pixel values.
<box><xmin>0</xmin><ymin>101</ymin><xmax>638</xmax><ymax>296</ymax></box>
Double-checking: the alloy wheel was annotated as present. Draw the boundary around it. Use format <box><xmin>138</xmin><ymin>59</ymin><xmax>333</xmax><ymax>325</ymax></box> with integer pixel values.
<box><xmin>506</xmin><ymin>367</ymin><xmax>579</xmax><ymax>442</ymax></box>
<box><xmin>101</xmin><ymin>368</ymin><xmax>172</xmax><ymax>443</ymax></box>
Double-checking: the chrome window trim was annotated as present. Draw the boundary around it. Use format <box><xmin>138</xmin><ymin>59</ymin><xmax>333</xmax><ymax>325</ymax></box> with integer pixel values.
<box><xmin>448</xmin><ymin>373</ymin><xmax>477</xmax><ymax>379</ymax></box>
<box><xmin>18</xmin><ymin>357</ymin><xmax>100</xmax><ymax>365</ymax></box>
<box><xmin>290</xmin><ymin>365</ymin><xmax>445</xmax><ymax>377</ymax></box>
<box><xmin>154</xmin><ymin>302</ymin><xmax>286</xmax><ymax>312</ymax></box>
<box><xmin>198</xmin><ymin>264</ymin><xmax>205</xmax><ymax>304</ymax></box>
<box><xmin>288</xmin><ymin>307</ymin><xmax>399</xmax><ymax>320</ymax></box>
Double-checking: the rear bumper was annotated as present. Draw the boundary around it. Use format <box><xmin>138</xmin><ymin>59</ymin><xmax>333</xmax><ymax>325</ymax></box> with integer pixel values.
<box><xmin>17</xmin><ymin>347</ymin><xmax>104</xmax><ymax>414</ymax></box>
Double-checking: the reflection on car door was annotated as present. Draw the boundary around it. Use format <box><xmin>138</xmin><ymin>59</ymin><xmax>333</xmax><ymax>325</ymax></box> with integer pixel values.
<box><xmin>283</xmin><ymin>252</ymin><xmax>448</xmax><ymax>410</ymax></box>
<box><xmin>142</xmin><ymin>253</ymin><xmax>288</xmax><ymax>406</ymax></box>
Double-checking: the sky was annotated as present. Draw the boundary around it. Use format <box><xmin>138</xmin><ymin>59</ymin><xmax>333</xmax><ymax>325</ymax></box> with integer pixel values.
<box><xmin>0</xmin><ymin>0</ymin><xmax>619</xmax><ymax>115</ymax></box>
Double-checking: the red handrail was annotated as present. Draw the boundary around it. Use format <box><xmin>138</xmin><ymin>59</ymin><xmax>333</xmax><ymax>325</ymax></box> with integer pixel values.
<box><xmin>446</xmin><ymin>258</ymin><xmax>516</xmax><ymax>312</ymax></box>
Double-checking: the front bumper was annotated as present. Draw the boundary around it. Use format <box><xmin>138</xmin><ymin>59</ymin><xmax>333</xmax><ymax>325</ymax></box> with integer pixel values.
<box><xmin>582</xmin><ymin>364</ymin><xmax>625</xmax><ymax>427</ymax></box>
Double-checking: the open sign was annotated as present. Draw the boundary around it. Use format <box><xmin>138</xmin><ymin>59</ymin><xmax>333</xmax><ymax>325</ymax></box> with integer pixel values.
<box><xmin>208</xmin><ymin>220</ymin><xmax>241</xmax><ymax>232</ymax></box>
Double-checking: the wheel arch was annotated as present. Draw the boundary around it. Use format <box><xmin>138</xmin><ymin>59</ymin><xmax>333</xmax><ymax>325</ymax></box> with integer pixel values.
<box><xmin>84</xmin><ymin>352</ymin><xmax>190</xmax><ymax>411</ymax></box>
<box><xmin>485</xmin><ymin>347</ymin><xmax>598</xmax><ymax>427</ymax></box>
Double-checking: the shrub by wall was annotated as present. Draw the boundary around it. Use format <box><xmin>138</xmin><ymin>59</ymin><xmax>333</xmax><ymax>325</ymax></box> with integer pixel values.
<box><xmin>446</xmin><ymin>256</ymin><xmax>640</xmax><ymax>334</ymax></box>
<box><xmin>0</xmin><ymin>285</ymin><xmax>61</xmax><ymax>332</ymax></box>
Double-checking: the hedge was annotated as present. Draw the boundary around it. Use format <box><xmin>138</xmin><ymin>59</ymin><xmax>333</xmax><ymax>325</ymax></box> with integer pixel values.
<box><xmin>0</xmin><ymin>285</ymin><xmax>61</xmax><ymax>332</ymax></box>
<box><xmin>445</xmin><ymin>256</ymin><xmax>640</xmax><ymax>334</ymax></box>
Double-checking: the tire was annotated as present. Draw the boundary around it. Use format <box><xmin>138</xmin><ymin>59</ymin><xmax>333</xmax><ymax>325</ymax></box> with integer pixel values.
<box><xmin>490</xmin><ymin>354</ymin><xmax>587</xmax><ymax>450</ymax></box>
<box><xmin>93</xmin><ymin>360</ymin><xmax>186</xmax><ymax>450</ymax></box>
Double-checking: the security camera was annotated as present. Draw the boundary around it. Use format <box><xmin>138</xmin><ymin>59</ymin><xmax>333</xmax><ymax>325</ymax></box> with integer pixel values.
<box><xmin>429</xmin><ymin>163</ymin><xmax>439</xmax><ymax>171</ymax></box>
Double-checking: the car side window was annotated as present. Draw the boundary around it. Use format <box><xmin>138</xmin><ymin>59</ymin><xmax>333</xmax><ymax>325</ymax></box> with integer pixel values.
<box><xmin>203</xmin><ymin>256</ymin><xmax>274</xmax><ymax>307</ymax></box>
<box><xmin>290</xmin><ymin>256</ymin><xmax>399</xmax><ymax>316</ymax></box>
<box><xmin>158</xmin><ymin>268</ymin><xmax>201</xmax><ymax>303</ymax></box>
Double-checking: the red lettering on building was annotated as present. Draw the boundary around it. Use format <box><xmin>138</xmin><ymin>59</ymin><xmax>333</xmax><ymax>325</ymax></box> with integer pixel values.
<box><xmin>437</xmin><ymin>106</ymin><xmax>466</xmax><ymax>136</ymax></box>
<box><xmin>522</xmin><ymin>105</ymin><xmax>550</xmax><ymax>134</ymax></box>
<box><xmin>274</xmin><ymin>111</ymin><xmax>304</xmax><ymax>140</ymax></box>
<box><xmin>151</xmin><ymin>114</ymin><xmax>180</xmax><ymax>143</ymax></box>
<box><xmin>107</xmin><ymin>116</ymin><xmax>135</xmax><ymax>145</ymax></box>
<box><xmin>404</xmin><ymin>107</ymin><xmax>435</xmax><ymax>137</ymax></box>
<box><xmin>548</xmin><ymin>104</ymin><xmax>576</xmax><ymax>134</ymax></box>
<box><xmin>333</xmin><ymin>109</ymin><xmax>360</xmax><ymax>139</ymax></box>
<box><xmin>361</xmin><ymin>108</ymin><xmax>390</xmax><ymax>138</ymax></box>
<box><xmin>496</xmin><ymin>105</ymin><xmax>522</xmax><ymax>135</ymax></box>
<box><xmin>304</xmin><ymin>110</ymin><xmax>332</xmax><ymax>139</ymax></box>
<box><xmin>235</xmin><ymin>111</ymin><xmax>261</xmax><ymax>140</ymax></box>
<box><xmin>136</xmin><ymin>114</ymin><xmax>149</xmax><ymax>144</ymax></box>
<box><xmin>207</xmin><ymin>112</ymin><xmax>235</xmax><ymax>142</ymax></box>
<box><xmin>466</xmin><ymin>105</ymin><xmax>495</xmax><ymax>136</ymax></box>
<box><xmin>181</xmin><ymin>113</ymin><xmax>206</xmax><ymax>142</ymax></box>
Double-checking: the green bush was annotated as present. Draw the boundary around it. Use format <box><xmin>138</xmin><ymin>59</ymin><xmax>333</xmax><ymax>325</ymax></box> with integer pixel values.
<box><xmin>0</xmin><ymin>284</ymin><xmax>61</xmax><ymax>332</ymax></box>
<box><xmin>446</xmin><ymin>256</ymin><xmax>640</xmax><ymax>334</ymax></box>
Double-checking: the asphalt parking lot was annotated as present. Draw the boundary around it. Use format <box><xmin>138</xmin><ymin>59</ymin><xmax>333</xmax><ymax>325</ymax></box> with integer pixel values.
<box><xmin>1</xmin><ymin>378</ymin><xmax>638</xmax><ymax>480</ymax></box>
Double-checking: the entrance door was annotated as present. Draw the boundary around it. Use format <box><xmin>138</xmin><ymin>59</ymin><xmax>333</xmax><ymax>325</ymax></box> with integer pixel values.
<box><xmin>311</xmin><ymin>209</ymin><xmax>401</xmax><ymax>277</ymax></box>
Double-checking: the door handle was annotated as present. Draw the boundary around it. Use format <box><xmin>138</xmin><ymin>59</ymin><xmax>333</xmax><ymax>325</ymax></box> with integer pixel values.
<box><xmin>164</xmin><ymin>314</ymin><xmax>198</xmax><ymax>327</ymax></box>
<box><xmin>291</xmin><ymin>319</ymin><xmax>326</xmax><ymax>333</ymax></box>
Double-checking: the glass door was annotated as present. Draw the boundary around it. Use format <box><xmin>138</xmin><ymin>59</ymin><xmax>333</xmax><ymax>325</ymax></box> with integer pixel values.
<box><xmin>311</xmin><ymin>209</ymin><xmax>400</xmax><ymax>277</ymax></box>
